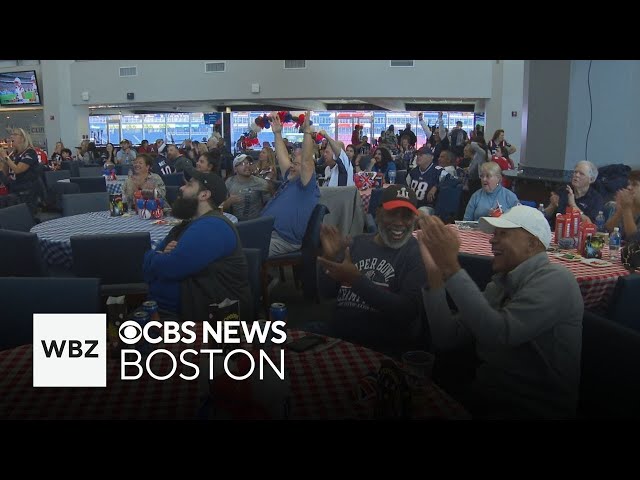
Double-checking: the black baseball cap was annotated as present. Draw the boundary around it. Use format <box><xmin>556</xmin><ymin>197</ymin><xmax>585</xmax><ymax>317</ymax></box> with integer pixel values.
<box><xmin>189</xmin><ymin>170</ymin><xmax>228</xmax><ymax>207</ymax></box>
<box><xmin>381</xmin><ymin>184</ymin><xmax>418</xmax><ymax>214</ymax></box>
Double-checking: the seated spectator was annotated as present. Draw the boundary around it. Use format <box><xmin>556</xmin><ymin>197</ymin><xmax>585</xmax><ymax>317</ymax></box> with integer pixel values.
<box><xmin>310</xmin><ymin>185</ymin><xmax>426</xmax><ymax>352</ymax></box>
<box><xmin>260</xmin><ymin>111</ymin><xmax>320</xmax><ymax>257</ymax></box>
<box><xmin>604</xmin><ymin>169</ymin><xmax>640</xmax><ymax>240</ymax></box>
<box><xmin>407</xmin><ymin>147</ymin><xmax>441</xmax><ymax>213</ymax></box>
<box><xmin>137</xmin><ymin>140</ymin><xmax>152</xmax><ymax>154</ymax></box>
<box><xmin>488</xmin><ymin>129</ymin><xmax>517</xmax><ymax>156</ymax></box>
<box><xmin>0</xmin><ymin>128</ymin><xmax>40</xmax><ymax>214</ymax></box>
<box><xmin>166</xmin><ymin>144</ymin><xmax>194</xmax><ymax>174</ymax></box>
<box><xmin>222</xmin><ymin>154</ymin><xmax>271</xmax><ymax>221</ymax></box>
<box><xmin>490</xmin><ymin>145</ymin><xmax>515</xmax><ymax>188</ymax></box>
<box><xmin>151</xmin><ymin>144</ymin><xmax>175</xmax><ymax>176</ymax></box>
<box><xmin>380</xmin><ymin>125</ymin><xmax>398</xmax><ymax>152</ymax></box>
<box><xmin>116</xmin><ymin>139</ymin><xmax>137</xmax><ymax>165</ymax></box>
<box><xmin>371</xmin><ymin>147</ymin><xmax>397</xmax><ymax>184</ymax></box>
<box><xmin>417</xmin><ymin>208</ymin><xmax>582</xmax><ymax>418</ymax></box>
<box><xmin>463</xmin><ymin>162</ymin><xmax>519</xmax><ymax>221</ymax></box>
<box><xmin>542</xmin><ymin>160</ymin><xmax>604</xmax><ymax>225</ymax></box>
<box><xmin>61</xmin><ymin>148</ymin><xmax>73</xmax><ymax>162</ymax></box>
<box><xmin>319</xmin><ymin>130</ymin><xmax>354</xmax><ymax>187</ymax></box>
<box><xmin>143</xmin><ymin>170</ymin><xmax>252</xmax><ymax>322</ymax></box>
<box><xmin>122</xmin><ymin>153</ymin><xmax>167</xmax><ymax>205</ymax></box>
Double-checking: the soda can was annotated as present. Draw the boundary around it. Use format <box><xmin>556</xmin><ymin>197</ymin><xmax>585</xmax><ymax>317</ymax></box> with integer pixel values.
<box><xmin>142</xmin><ymin>300</ymin><xmax>160</xmax><ymax>321</ymax></box>
<box><xmin>270</xmin><ymin>302</ymin><xmax>287</xmax><ymax>324</ymax></box>
<box><xmin>132</xmin><ymin>310</ymin><xmax>151</xmax><ymax>355</ymax></box>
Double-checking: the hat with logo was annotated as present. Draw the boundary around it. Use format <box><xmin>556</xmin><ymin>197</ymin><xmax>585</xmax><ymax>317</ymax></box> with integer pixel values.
<box><xmin>479</xmin><ymin>205</ymin><xmax>552</xmax><ymax>249</ymax></box>
<box><xmin>233</xmin><ymin>154</ymin><xmax>251</xmax><ymax>168</ymax></box>
<box><xmin>381</xmin><ymin>184</ymin><xmax>418</xmax><ymax>214</ymax></box>
<box><xmin>189</xmin><ymin>170</ymin><xmax>228</xmax><ymax>207</ymax></box>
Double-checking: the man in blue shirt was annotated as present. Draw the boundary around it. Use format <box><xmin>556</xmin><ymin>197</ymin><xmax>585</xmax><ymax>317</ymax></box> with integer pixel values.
<box><xmin>261</xmin><ymin>111</ymin><xmax>320</xmax><ymax>257</ymax></box>
<box><xmin>143</xmin><ymin>170</ymin><xmax>252</xmax><ymax>322</ymax></box>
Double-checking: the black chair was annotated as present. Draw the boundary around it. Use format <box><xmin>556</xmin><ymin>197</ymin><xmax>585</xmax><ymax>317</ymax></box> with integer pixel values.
<box><xmin>578</xmin><ymin>310</ymin><xmax>640</xmax><ymax>419</ymax></box>
<box><xmin>434</xmin><ymin>177</ymin><xmax>463</xmax><ymax>223</ymax></box>
<box><xmin>606</xmin><ymin>273</ymin><xmax>640</xmax><ymax>332</ymax></box>
<box><xmin>69</xmin><ymin>176</ymin><xmax>107</xmax><ymax>193</ymax></box>
<box><xmin>0</xmin><ymin>203</ymin><xmax>35</xmax><ymax>232</ymax></box>
<box><xmin>78</xmin><ymin>166</ymin><xmax>104</xmax><ymax>177</ymax></box>
<box><xmin>395</xmin><ymin>169</ymin><xmax>407</xmax><ymax>186</ymax></box>
<box><xmin>163</xmin><ymin>173</ymin><xmax>186</xmax><ymax>187</ymax></box>
<box><xmin>70</xmin><ymin>232</ymin><xmax>151</xmax><ymax>297</ymax></box>
<box><xmin>165</xmin><ymin>185</ymin><xmax>180</xmax><ymax>205</ymax></box>
<box><xmin>262</xmin><ymin>204</ymin><xmax>330</xmax><ymax>313</ymax></box>
<box><xmin>235</xmin><ymin>216</ymin><xmax>275</xmax><ymax>263</ymax></box>
<box><xmin>62</xmin><ymin>192</ymin><xmax>109</xmax><ymax>216</ymax></box>
<box><xmin>458</xmin><ymin>253</ymin><xmax>494</xmax><ymax>291</ymax></box>
<box><xmin>367</xmin><ymin>187</ymin><xmax>385</xmax><ymax>218</ymax></box>
<box><xmin>44</xmin><ymin>170</ymin><xmax>71</xmax><ymax>190</ymax></box>
<box><xmin>60</xmin><ymin>161</ymin><xmax>80</xmax><ymax>177</ymax></box>
<box><xmin>0</xmin><ymin>230</ymin><xmax>46</xmax><ymax>276</ymax></box>
<box><xmin>0</xmin><ymin>277</ymin><xmax>101</xmax><ymax>351</ymax></box>
<box><xmin>116</xmin><ymin>164</ymin><xmax>134</xmax><ymax>177</ymax></box>
<box><xmin>243</xmin><ymin>248</ymin><xmax>262</xmax><ymax>320</ymax></box>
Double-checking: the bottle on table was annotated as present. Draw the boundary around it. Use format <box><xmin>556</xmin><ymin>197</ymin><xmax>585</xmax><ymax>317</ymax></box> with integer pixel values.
<box><xmin>595</xmin><ymin>211</ymin><xmax>606</xmax><ymax>232</ymax></box>
<box><xmin>609</xmin><ymin>227</ymin><xmax>621</xmax><ymax>261</ymax></box>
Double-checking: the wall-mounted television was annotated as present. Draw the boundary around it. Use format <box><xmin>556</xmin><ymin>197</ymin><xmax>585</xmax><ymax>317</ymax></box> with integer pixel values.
<box><xmin>0</xmin><ymin>70</ymin><xmax>41</xmax><ymax>106</ymax></box>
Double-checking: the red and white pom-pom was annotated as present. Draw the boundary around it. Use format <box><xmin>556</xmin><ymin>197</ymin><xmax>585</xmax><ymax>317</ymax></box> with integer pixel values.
<box><xmin>294</xmin><ymin>114</ymin><xmax>305</xmax><ymax>129</ymax></box>
<box><xmin>250</xmin><ymin>122</ymin><xmax>262</xmax><ymax>134</ymax></box>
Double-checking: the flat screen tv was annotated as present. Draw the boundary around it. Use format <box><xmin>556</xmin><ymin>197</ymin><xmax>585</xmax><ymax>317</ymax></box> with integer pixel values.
<box><xmin>0</xmin><ymin>70</ymin><xmax>41</xmax><ymax>106</ymax></box>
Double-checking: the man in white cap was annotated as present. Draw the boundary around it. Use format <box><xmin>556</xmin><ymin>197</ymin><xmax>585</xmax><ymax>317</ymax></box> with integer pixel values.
<box><xmin>417</xmin><ymin>206</ymin><xmax>583</xmax><ymax>419</ymax></box>
<box><xmin>221</xmin><ymin>153</ymin><xmax>271</xmax><ymax>221</ymax></box>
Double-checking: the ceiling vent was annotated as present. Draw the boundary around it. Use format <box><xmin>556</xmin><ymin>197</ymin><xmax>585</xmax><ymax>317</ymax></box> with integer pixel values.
<box><xmin>284</xmin><ymin>60</ymin><xmax>306</xmax><ymax>70</ymax></box>
<box><xmin>119</xmin><ymin>66</ymin><xmax>137</xmax><ymax>77</ymax></box>
<box><xmin>390</xmin><ymin>60</ymin><xmax>414</xmax><ymax>67</ymax></box>
<box><xmin>205</xmin><ymin>61</ymin><xmax>226</xmax><ymax>73</ymax></box>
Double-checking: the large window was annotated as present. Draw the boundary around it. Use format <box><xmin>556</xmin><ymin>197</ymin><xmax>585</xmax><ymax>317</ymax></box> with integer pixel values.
<box><xmin>121</xmin><ymin>115</ymin><xmax>144</xmax><ymax>145</ymax></box>
<box><xmin>143</xmin><ymin>114</ymin><xmax>166</xmax><ymax>142</ymax></box>
<box><xmin>190</xmin><ymin>113</ymin><xmax>212</xmax><ymax>143</ymax></box>
<box><xmin>89</xmin><ymin>115</ymin><xmax>107</xmax><ymax>145</ymax></box>
<box><xmin>165</xmin><ymin>113</ymin><xmax>190</xmax><ymax>145</ymax></box>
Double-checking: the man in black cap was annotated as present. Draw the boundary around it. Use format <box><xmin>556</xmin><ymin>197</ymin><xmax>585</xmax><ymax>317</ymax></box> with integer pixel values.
<box><xmin>143</xmin><ymin>170</ymin><xmax>252</xmax><ymax>322</ymax></box>
<box><xmin>312</xmin><ymin>184</ymin><xmax>426</xmax><ymax>352</ymax></box>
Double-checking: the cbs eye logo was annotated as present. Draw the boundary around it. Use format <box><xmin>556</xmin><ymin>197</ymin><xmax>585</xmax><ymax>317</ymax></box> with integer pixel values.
<box><xmin>118</xmin><ymin>320</ymin><xmax>143</xmax><ymax>345</ymax></box>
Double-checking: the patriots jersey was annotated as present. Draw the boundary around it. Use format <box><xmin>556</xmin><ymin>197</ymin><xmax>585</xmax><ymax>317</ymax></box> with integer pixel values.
<box><xmin>408</xmin><ymin>163</ymin><xmax>442</xmax><ymax>207</ymax></box>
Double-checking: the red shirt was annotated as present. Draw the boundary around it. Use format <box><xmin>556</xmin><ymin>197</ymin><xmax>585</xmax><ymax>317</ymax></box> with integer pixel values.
<box><xmin>492</xmin><ymin>155</ymin><xmax>514</xmax><ymax>188</ymax></box>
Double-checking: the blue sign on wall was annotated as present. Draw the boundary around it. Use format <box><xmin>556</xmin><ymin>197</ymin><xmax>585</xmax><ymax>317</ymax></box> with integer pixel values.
<box><xmin>204</xmin><ymin>113</ymin><xmax>222</xmax><ymax>125</ymax></box>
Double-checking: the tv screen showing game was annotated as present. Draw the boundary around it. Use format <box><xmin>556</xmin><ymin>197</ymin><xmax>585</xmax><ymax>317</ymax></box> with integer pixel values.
<box><xmin>0</xmin><ymin>70</ymin><xmax>41</xmax><ymax>106</ymax></box>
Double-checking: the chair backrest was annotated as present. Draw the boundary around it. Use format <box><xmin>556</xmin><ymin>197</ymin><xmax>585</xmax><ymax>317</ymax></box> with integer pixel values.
<box><xmin>44</xmin><ymin>170</ymin><xmax>71</xmax><ymax>189</ymax></box>
<box><xmin>236</xmin><ymin>216</ymin><xmax>275</xmax><ymax>262</ymax></box>
<box><xmin>300</xmin><ymin>204</ymin><xmax>330</xmax><ymax>300</ymax></box>
<box><xmin>62</xmin><ymin>192</ymin><xmax>110</xmax><ymax>217</ymax></box>
<box><xmin>607</xmin><ymin>273</ymin><xmax>640</xmax><ymax>332</ymax></box>
<box><xmin>578</xmin><ymin>310</ymin><xmax>640</xmax><ymax>418</ymax></box>
<box><xmin>162</xmin><ymin>173</ymin><xmax>186</xmax><ymax>187</ymax></box>
<box><xmin>368</xmin><ymin>187</ymin><xmax>385</xmax><ymax>218</ymax></box>
<box><xmin>0</xmin><ymin>203</ymin><xmax>35</xmax><ymax>232</ymax></box>
<box><xmin>71</xmin><ymin>232</ymin><xmax>151</xmax><ymax>284</ymax></box>
<box><xmin>243</xmin><ymin>248</ymin><xmax>262</xmax><ymax>319</ymax></box>
<box><xmin>395</xmin><ymin>169</ymin><xmax>408</xmax><ymax>186</ymax></box>
<box><xmin>434</xmin><ymin>179</ymin><xmax>463</xmax><ymax>223</ymax></box>
<box><xmin>116</xmin><ymin>164</ymin><xmax>134</xmax><ymax>177</ymax></box>
<box><xmin>458</xmin><ymin>253</ymin><xmax>494</xmax><ymax>291</ymax></box>
<box><xmin>69</xmin><ymin>176</ymin><xmax>107</xmax><ymax>193</ymax></box>
<box><xmin>61</xmin><ymin>161</ymin><xmax>80</xmax><ymax>177</ymax></box>
<box><xmin>0</xmin><ymin>230</ymin><xmax>46</xmax><ymax>276</ymax></box>
<box><xmin>165</xmin><ymin>185</ymin><xmax>180</xmax><ymax>205</ymax></box>
<box><xmin>78</xmin><ymin>166</ymin><xmax>104</xmax><ymax>177</ymax></box>
<box><xmin>0</xmin><ymin>277</ymin><xmax>101</xmax><ymax>351</ymax></box>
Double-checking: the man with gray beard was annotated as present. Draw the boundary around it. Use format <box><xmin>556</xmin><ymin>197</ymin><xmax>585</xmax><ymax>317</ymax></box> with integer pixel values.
<box><xmin>313</xmin><ymin>185</ymin><xmax>426</xmax><ymax>352</ymax></box>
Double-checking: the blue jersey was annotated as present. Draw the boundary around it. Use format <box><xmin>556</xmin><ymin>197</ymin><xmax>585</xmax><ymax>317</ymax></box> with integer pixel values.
<box><xmin>408</xmin><ymin>163</ymin><xmax>441</xmax><ymax>207</ymax></box>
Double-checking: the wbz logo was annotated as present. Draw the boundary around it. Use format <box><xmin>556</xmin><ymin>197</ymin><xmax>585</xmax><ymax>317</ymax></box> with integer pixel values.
<box><xmin>33</xmin><ymin>314</ymin><xmax>106</xmax><ymax>387</ymax></box>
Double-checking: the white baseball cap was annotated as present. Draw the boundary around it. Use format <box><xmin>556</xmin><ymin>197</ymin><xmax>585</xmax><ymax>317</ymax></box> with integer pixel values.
<box><xmin>478</xmin><ymin>205</ymin><xmax>552</xmax><ymax>249</ymax></box>
<box><xmin>233</xmin><ymin>154</ymin><xmax>250</xmax><ymax>167</ymax></box>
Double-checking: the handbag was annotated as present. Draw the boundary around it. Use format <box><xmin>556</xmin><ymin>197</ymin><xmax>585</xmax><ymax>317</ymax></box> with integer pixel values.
<box><xmin>621</xmin><ymin>239</ymin><xmax>640</xmax><ymax>272</ymax></box>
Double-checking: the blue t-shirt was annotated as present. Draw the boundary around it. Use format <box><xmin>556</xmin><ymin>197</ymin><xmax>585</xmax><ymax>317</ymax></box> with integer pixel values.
<box><xmin>260</xmin><ymin>171</ymin><xmax>320</xmax><ymax>245</ymax></box>
<box><xmin>408</xmin><ymin>163</ymin><xmax>441</xmax><ymax>208</ymax></box>
<box><xmin>143</xmin><ymin>215</ymin><xmax>237</xmax><ymax>313</ymax></box>
<box><xmin>464</xmin><ymin>184</ymin><xmax>519</xmax><ymax>221</ymax></box>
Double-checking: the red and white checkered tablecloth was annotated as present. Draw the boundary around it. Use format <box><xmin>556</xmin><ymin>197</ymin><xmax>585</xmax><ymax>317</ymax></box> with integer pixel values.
<box><xmin>450</xmin><ymin>226</ymin><xmax>630</xmax><ymax>311</ymax></box>
<box><xmin>0</xmin><ymin>329</ymin><xmax>469</xmax><ymax>420</ymax></box>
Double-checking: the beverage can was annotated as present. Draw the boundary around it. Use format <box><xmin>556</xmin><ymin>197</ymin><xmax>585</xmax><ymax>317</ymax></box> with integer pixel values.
<box><xmin>270</xmin><ymin>302</ymin><xmax>287</xmax><ymax>324</ymax></box>
<box><xmin>132</xmin><ymin>310</ymin><xmax>151</xmax><ymax>355</ymax></box>
<box><xmin>142</xmin><ymin>300</ymin><xmax>160</xmax><ymax>321</ymax></box>
<box><xmin>555</xmin><ymin>213</ymin><xmax>565</xmax><ymax>243</ymax></box>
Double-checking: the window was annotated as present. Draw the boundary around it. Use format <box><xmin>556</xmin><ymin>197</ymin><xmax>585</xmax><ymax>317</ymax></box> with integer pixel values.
<box><xmin>120</xmin><ymin>115</ymin><xmax>143</xmax><ymax>145</ymax></box>
<box><xmin>89</xmin><ymin>116</ymin><xmax>108</xmax><ymax>145</ymax></box>
<box><xmin>189</xmin><ymin>113</ymin><xmax>212</xmax><ymax>142</ymax></box>
<box><xmin>143</xmin><ymin>114</ymin><xmax>166</xmax><ymax>143</ymax></box>
<box><xmin>166</xmin><ymin>113</ymin><xmax>190</xmax><ymax>144</ymax></box>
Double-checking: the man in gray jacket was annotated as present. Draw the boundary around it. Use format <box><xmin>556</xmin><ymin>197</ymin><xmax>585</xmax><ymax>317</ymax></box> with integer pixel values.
<box><xmin>418</xmin><ymin>206</ymin><xmax>583</xmax><ymax>418</ymax></box>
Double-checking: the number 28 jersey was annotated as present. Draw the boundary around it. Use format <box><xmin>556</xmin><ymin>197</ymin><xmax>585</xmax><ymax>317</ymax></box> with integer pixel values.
<box><xmin>408</xmin><ymin>163</ymin><xmax>442</xmax><ymax>207</ymax></box>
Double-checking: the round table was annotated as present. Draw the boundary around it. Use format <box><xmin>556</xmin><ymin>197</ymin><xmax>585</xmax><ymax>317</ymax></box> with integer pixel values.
<box><xmin>31</xmin><ymin>210</ymin><xmax>238</xmax><ymax>270</ymax></box>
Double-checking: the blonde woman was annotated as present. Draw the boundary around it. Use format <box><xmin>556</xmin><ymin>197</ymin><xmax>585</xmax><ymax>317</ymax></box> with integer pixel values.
<box><xmin>255</xmin><ymin>147</ymin><xmax>277</xmax><ymax>180</ymax></box>
<box><xmin>0</xmin><ymin>128</ymin><xmax>41</xmax><ymax>214</ymax></box>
